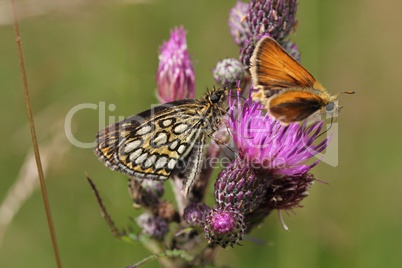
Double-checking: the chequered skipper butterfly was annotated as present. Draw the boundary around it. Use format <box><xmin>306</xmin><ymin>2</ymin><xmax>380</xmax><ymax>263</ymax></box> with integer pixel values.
<box><xmin>94</xmin><ymin>87</ymin><xmax>228</xmax><ymax>195</ymax></box>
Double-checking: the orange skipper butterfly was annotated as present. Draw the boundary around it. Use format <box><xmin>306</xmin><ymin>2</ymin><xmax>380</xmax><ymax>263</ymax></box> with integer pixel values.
<box><xmin>250</xmin><ymin>36</ymin><xmax>354</xmax><ymax>125</ymax></box>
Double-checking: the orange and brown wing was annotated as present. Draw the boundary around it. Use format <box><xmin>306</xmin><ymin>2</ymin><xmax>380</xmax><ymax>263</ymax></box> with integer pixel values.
<box><xmin>250</xmin><ymin>36</ymin><xmax>317</xmax><ymax>95</ymax></box>
<box><xmin>268</xmin><ymin>91</ymin><xmax>325</xmax><ymax>124</ymax></box>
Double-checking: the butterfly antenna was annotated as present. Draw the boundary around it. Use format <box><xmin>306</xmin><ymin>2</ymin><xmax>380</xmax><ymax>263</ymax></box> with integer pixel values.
<box><xmin>335</xmin><ymin>90</ymin><xmax>355</xmax><ymax>98</ymax></box>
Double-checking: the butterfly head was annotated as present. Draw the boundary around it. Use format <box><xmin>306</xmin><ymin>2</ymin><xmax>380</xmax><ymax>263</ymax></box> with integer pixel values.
<box><xmin>324</xmin><ymin>90</ymin><xmax>355</xmax><ymax>117</ymax></box>
<box><xmin>205</xmin><ymin>87</ymin><xmax>230</xmax><ymax>105</ymax></box>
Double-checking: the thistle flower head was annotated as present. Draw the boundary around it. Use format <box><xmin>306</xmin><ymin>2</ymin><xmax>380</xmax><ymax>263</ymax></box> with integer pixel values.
<box><xmin>213</xmin><ymin>58</ymin><xmax>245</xmax><ymax>87</ymax></box>
<box><xmin>265</xmin><ymin>172</ymin><xmax>315</xmax><ymax>210</ymax></box>
<box><xmin>240</xmin><ymin>0</ymin><xmax>298</xmax><ymax>68</ymax></box>
<box><xmin>204</xmin><ymin>205</ymin><xmax>246</xmax><ymax>248</ymax></box>
<box><xmin>246</xmin><ymin>0</ymin><xmax>297</xmax><ymax>41</ymax></box>
<box><xmin>215</xmin><ymin>90</ymin><xmax>330</xmax><ymax>231</ymax></box>
<box><xmin>157</xmin><ymin>26</ymin><xmax>195</xmax><ymax>103</ymax></box>
<box><xmin>245</xmin><ymin>172</ymin><xmax>315</xmax><ymax>229</ymax></box>
<box><xmin>136</xmin><ymin>213</ymin><xmax>169</xmax><ymax>241</ymax></box>
<box><xmin>239</xmin><ymin>32</ymin><xmax>270</xmax><ymax>67</ymax></box>
<box><xmin>227</xmin><ymin>90</ymin><xmax>331</xmax><ymax>177</ymax></box>
<box><xmin>215</xmin><ymin>157</ymin><xmax>270</xmax><ymax>214</ymax></box>
<box><xmin>228</xmin><ymin>1</ymin><xmax>252</xmax><ymax>46</ymax></box>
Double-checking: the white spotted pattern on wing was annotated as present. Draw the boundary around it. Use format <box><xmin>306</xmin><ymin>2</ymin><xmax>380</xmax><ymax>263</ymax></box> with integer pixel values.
<box><xmin>143</xmin><ymin>155</ymin><xmax>157</xmax><ymax>168</ymax></box>
<box><xmin>162</xmin><ymin>119</ymin><xmax>173</xmax><ymax>127</ymax></box>
<box><xmin>124</xmin><ymin>139</ymin><xmax>142</xmax><ymax>153</ymax></box>
<box><xmin>135</xmin><ymin>153</ymin><xmax>148</xmax><ymax>165</ymax></box>
<box><xmin>169</xmin><ymin>140</ymin><xmax>179</xmax><ymax>150</ymax></box>
<box><xmin>154</xmin><ymin>156</ymin><xmax>169</xmax><ymax>170</ymax></box>
<box><xmin>167</xmin><ymin>158</ymin><xmax>177</xmax><ymax>170</ymax></box>
<box><xmin>173</xmin><ymin>123</ymin><xmax>189</xmax><ymax>134</ymax></box>
<box><xmin>137</xmin><ymin>125</ymin><xmax>152</xmax><ymax>135</ymax></box>
<box><xmin>129</xmin><ymin>148</ymin><xmax>142</xmax><ymax>162</ymax></box>
<box><xmin>177</xmin><ymin>144</ymin><xmax>187</xmax><ymax>154</ymax></box>
<box><xmin>153</xmin><ymin>132</ymin><xmax>168</xmax><ymax>146</ymax></box>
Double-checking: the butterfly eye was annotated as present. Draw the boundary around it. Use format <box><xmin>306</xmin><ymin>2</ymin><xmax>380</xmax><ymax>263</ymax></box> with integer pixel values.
<box><xmin>325</xmin><ymin>102</ymin><xmax>335</xmax><ymax>112</ymax></box>
<box><xmin>210</xmin><ymin>92</ymin><xmax>221</xmax><ymax>103</ymax></box>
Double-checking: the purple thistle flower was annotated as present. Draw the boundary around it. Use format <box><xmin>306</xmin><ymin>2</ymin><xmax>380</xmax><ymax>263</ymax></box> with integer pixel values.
<box><xmin>214</xmin><ymin>157</ymin><xmax>270</xmax><ymax>213</ymax></box>
<box><xmin>202</xmin><ymin>90</ymin><xmax>332</xmax><ymax>234</ymax></box>
<box><xmin>239</xmin><ymin>32</ymin><xmax>270</xmax><ymax>67</ymax></box>
<box><xmin>264</xmin><ymin>172</ymin><xmax>315</xmax><ymax>210</ymax></box>
<box><xmin>156</xmin><ymin>26</ymin><xmax>195</xmax><ymax>103</ymax></box>
<box><xmin>137</xmin><ymin>213</ymin><xmax>169</xmax><ymax>241</ymax></box>
<box><xmin>227</xmin><ymin>90</ymin><xmax>331</xmax><ymax>177</ymax></box>
<box><xmin>204</xmin><ymin>205</ymin><xmax>246</xmax><ymax>248</ymax></box>
<box><xmin>245</xmin><ymin>172</ymin><xmax>315</xmax><ymax>230</ymax></box>
<box><xmin>246</xmin><ymin>0</ymin><xmax>297</xmax><ymax>41</ymax></box>
<box><xmin>240</xmin><ymin>0</ymin><xmax>298</xmax><ymax>68</ymax></box>
<box><xmin>213</xmin><ymin>58</ymin><xmax>245</xmax><ymax>87</ymax></box>
<box><xmin>228</xmin><ymin>1</ymin><xmax>252</xmax><ymax>46</ymax></box>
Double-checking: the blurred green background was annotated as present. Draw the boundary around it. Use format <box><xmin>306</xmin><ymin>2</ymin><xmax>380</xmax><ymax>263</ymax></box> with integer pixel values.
<box><xmin>1</xmin><ymin>0</ymin><xmax>401</xmax><ymax>267</ymax></box>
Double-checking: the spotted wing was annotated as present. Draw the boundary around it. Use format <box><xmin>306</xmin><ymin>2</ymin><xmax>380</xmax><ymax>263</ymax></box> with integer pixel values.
<box><xmin>95</xmin><ymin>99</ymin><xmax>206</xmax><ymax>181</ymax></box>
<box><xmin>172</xmin><ymin>133</ymin><xmax>206</xmax><ymax>196</ymax></box>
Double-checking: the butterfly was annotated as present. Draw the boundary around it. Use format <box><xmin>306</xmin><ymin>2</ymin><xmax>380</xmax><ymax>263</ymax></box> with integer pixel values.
<box><xmin>94</xmin><ymin>87</ymin><xmax>228</xmax><ymax>196</ymax></box>
<box><xmin>250</xmin><ymin>36</ymin><xmax>354</xmax><ymax>125</ymax></box>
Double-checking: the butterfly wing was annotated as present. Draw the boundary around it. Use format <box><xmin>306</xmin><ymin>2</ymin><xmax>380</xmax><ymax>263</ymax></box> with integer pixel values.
<box><xmin>95</xmin><ymin>99</ymin><xmax>206</xmax><ymax>181</ymax></box>
<box><xmin>268</xmin><ymin>91</ymin><xmax>325</xmax><ymax>124</ymax></box>
<box><xmin>250</xmin><ymin>36</ymin><xmax>317</xmax><ymax>96</ymax></box>
<box><xmin>172</xmin><ymin>133</ymin><xmax>206</xmax><ymax>196</ymax></box>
